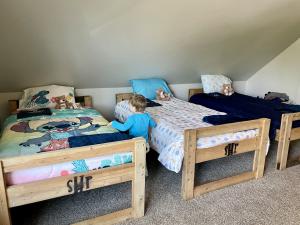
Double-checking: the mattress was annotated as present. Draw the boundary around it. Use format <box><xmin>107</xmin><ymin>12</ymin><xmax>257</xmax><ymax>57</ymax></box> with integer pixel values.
<box><xmin>0</xmin><ymin>109</ymin><xmax>132</xmax><ymax>185</ymax></box>
<box><xmin>115</xmin><ymin>97</ymin><xmax>259</xmax><ymax>173</ymax></box>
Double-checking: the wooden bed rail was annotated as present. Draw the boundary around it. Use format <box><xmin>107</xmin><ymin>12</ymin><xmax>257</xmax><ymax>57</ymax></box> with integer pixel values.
<box><xmin>2</xmin><ymin>140</ymin><xmax>135</xmax><ymax>173</ymax></box>
<box><xmin>196</xmin><ymin>119</ymin><xmax>265</xmax><ymax>138</ymax></box>
<box><xmin>276</xmin><ymin>112</ymin><xmax>300</xmax><ymax>170</ymax></box>
<box><xmin>0</xmin><ymin>138</ymin><xmax>146</xmax><ymax>225</ymax></box>
<box><xmin>182</xmin><ymin>118</ymin><xmax>270</xmax><ymax>200</ymax></box>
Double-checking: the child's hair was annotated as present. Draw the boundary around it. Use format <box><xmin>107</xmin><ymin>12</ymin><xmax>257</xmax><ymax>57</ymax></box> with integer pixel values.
<box><xmin>129</xmin><ymin>94</ymin><xmax>147</xmax><ymax>112</ymax></box>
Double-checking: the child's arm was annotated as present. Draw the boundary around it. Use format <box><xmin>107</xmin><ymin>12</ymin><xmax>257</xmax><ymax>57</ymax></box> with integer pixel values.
<box><xmin>112</xmin><ymin>117</ymin><xmax>134</xmax><ymax>132</ymax></box>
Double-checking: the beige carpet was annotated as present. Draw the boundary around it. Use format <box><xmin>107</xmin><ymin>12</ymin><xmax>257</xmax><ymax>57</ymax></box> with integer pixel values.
<box><xmin>12</xmin><ymin>142</ymin><xmax>300</xmax><ymax>225</ymax></box>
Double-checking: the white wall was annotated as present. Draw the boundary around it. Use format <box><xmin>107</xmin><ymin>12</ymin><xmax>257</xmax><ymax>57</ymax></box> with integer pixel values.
<box><xmin>232</xmin><ymin>81</ymin><xmax>247</xmax><ymax>94</ymax></box>
<box><xmin>246</xmin><ymin>38</ymin><xmax>300</xmax><ymax>104</ymax></box>
<box><xmin>0</xmin><ymin>81</ymin><xmax>246</xmax><ymax>125</ymax></box>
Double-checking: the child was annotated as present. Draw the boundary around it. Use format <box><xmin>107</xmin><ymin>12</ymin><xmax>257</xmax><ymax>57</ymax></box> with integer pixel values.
<box><xmin>111</xmin><ymin>94</ymin><xmax>156</xmax><ymax>175</ymax></box>
<box><xmin>112</xmin><ymin>94</ymin><xmax>156</xmax><ymax>145</ymax></box>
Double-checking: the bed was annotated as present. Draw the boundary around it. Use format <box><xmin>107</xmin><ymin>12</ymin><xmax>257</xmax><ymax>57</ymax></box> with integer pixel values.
<box><xmin>0</xmin><ymin>96</ymin><xmax>146</xmax><ymax>225</ymax></box>
<box><xmin>115</xmin><ymin>93</ymin><xmax>270</xmax><ymax>200</ymax></box>
<box><xmin>188</xmin><ymin>88</ymin><xmax>300</xmax><ymax>171</ymax></box>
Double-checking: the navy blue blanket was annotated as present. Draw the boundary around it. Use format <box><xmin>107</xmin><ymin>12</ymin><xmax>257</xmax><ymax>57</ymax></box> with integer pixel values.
<box><xmin>189</xmin><ymin>92</ymin><xmax>300</xmax><ymax>140</ymax></box>
<box><xmin>17</xmin><ymin>108</ymin><xmax>52</xmax><ymax>119</ymax></box>
<box><xmin>69</xmin><ymin>132</ymin><xmax>133</xmax><ymax>148</ymax></box>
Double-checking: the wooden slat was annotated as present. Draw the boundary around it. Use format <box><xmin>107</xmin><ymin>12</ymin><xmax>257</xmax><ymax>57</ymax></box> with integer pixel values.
<box><xmin>83</xmin><ymin>96</ymin><xmax>93</xmax><ymax>108</ymax></box>
<box><xmin>271</xmin><ymin>113</ymin><xmax>300</xmax><ymax>142</ymax></box>
<box><xmin>116</xmin><ymin>93</ymin><xmax>133</xmax><ymax>103</ymax></box>
<box><xmin>0</xmin><ymin>161</ymin><xmax>11</xmax><ymax>225</ymax></box>
<box><xmin>132</xmin><ymin>140</ymin><xmax>146</xmax><ymax>218</ymax></box>
<box><xmin>276</xmin><ymin>114</ymin><xmax>293</xmax><ymax>170</ymax></box>
<box><xmin>275</xmin><ymin>113</ymin><xmax>300</xmax><ymax>170</ymax></box>
<box><xmin>193</xmin><ymin>172</ymin><xmax>255</xmax><ymax>196</ymax></box>
<box><xmin>188</xmin><ymin>88</ymin><xmax>203</xmax><ymax>100</ymax></box>
<box><xmin>290</xmin><ymin>127</ymin><xmax>300</xmax><ymax>141</ymax></box>
<box><xmin>196</xmin><ymin>119</ymin><xmax>265</xmax><ymax>138</ymax></box>
<box><xmin>7</xmin><ymin>164</ymin><xmax>134</xmax><ymax>207</ymax></box>
<box><xmin>275</xmin><ymin>129</ymin><xmax>280</xmax><ymax>141</ymax></box>
<box><xmin>254</xmin><ymin>119</ymin><xmax>270</xmax><ymax>178</ymax></box>
<box><xmin>181</xmin><ymin>129</ymin><xmax>197</xmax><ymax>200</ymax></box>
<box><xmin>292</xmin><ymin>113</ymin><xmax>300</xmax><ymax>122</ymax></box>
<box><xmin>196</xmin><ymin>138</ymin><xmax>258</xmax><ymax>163</ymax></box>
<box><xmin>2</xmin><ymin>139</ymin><xmax>138</xmax><ymax>173</ymax></box>
<box><xmin>72</xmin><ymin>208</ymin><xmax>133</xmax><ymax>225</ymax></box>
<box><xmin>74</xmin><ymin>96</ymin><xmax>93</xmax><ymax>108</ymax></box>
<box><xmin>8</xmin><ymin>100</ymin><xmax>18</xmax><ymax>115</ymax></box>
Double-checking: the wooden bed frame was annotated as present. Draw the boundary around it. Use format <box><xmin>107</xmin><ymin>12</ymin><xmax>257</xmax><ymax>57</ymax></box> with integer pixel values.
<box><xmin>0</xmin><ymin>96</ymin><xmax>146</xmax><ymax>225</ymax></box>
<box><xmin>116</xmin><ymin>92</ymin><xmax>270</xmax><ymax>200</ymax></box>
<box><xmin>188</xmin><ymin>88</ymin><xmax>300</xmax><ymax>171</ymax></box>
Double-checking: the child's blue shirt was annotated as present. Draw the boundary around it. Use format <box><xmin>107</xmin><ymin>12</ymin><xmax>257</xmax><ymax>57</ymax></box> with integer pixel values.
<box><xmin>112</xmin><ymin>113</ymin><xmax>156</xmax><ymax>142</ymax></box>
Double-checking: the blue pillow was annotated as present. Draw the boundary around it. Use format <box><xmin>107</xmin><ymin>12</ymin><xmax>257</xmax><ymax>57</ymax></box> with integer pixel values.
<box><xmin>130</xmin><ymin>78</ymin><xmax>172</xmax><ymax>100</ymax></box>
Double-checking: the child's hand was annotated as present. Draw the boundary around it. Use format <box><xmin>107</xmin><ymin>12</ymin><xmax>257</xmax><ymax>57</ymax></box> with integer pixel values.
<box><xmin>107</xmin><ymin>122</ymin><xmax>113</xmax><ymax>127</ymax></box>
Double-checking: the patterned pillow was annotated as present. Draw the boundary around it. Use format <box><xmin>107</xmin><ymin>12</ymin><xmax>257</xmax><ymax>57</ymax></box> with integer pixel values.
<box><xmin>201</xmin><ymin>75</ymin><xmax>232</xmax><ymax>94</ymax></box>
<box><xmin>19</xmin><ymin>85</ymin><xmax>75</xmax><ymax>109</ymax></box>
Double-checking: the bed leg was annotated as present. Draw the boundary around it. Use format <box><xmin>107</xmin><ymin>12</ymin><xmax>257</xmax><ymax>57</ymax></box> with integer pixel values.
<box><xmin>254</xmin><ymin>119</ymin><xmax>270</xmax><ymax>179</ymax></box>
<box><xmin>0</xmin><ymin>161</ymin><xmax>11</xmax><ymax>225</ymax></box>
<box><xmin>132</xmin><ymin>140</ymin><xmax>146</xmax><ymax>218</ymax></box>
<box><xmin>276</xmin><ymin>114</ymin><xmax>293</xmax><ymax>170</ymax></box>
<box><xmin>181</xmin><ymin>129</ymin><xmax>197</xmax><ymax>200</ymax></box>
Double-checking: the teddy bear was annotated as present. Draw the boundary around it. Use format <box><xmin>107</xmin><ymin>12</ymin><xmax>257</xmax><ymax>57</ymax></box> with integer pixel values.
<box><xmin>54</xmin><ymin>95</ymin><xmax>74</xmax><ymax>109</ymax></box>
<box><xmin>156</xmin><ymin>88</ymin><xmax>171</xmax><ymax>101</ymax></box>
<box><xmin>222</xmin><ymin>84</ymin><xmax>234</xmax><ymax>96</ymax></box>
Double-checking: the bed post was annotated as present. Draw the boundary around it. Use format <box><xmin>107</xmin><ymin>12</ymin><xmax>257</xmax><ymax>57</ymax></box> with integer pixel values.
<box><xmin>0</xmin><ymin>161</ymin><xmax>11</xmax><ymax>225</ymax></box>
<box><xmin>253</xmin><ymin>119</ymin><xmax>270</xmax><ymax>178</ymax></box>
<box><xmin>132</xmin><ymin>139</ymin><xmax>146</xmax><ymax>218</ymax></box>
<box><xmin>188</xmin><ymin>88</ymin><xmax>203</xmax><ymax>100</ymax></box>
<box><xmin>276</xmin><ymin>114</ymin><xmax>293</xmax><ymax>170</ymax></box>
<box><xmin>181</xmin><ymin>129</ymin><xmax>197</xmax><ymax>200</ymax></box>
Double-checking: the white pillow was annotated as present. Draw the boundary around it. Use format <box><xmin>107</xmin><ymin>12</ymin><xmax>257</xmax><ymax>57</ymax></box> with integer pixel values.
<box><xmin>19</xmin><ymin>85</ymin><xmax>75</xmax><ymax>109</ymax></box>
<box><xmin>201</xmin><ymin>75</ymin><xmax>232</xmax><ymax>94</ymax></box>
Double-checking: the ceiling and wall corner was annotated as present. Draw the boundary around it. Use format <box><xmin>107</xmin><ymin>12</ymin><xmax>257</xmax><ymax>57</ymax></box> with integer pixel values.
<box><xmin>1</xmin><ymin>0</ymin><xmax>300</xmax><ymax>92</ymax></box>
<box><xmin>246</xmin><ymin>38</ymin><xmax>300</xmax><ymax>104</ymax></box>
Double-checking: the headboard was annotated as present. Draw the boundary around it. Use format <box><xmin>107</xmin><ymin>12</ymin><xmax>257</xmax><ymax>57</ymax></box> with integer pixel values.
<box><xmin>188</xmin><ymin>88</ymin><xmax>203</xmax><ymax>100</ymax></box>
<box><xmin>8</xmin><ymin>96</ymin><xmax>93</xmax><ymax>115</ymax></box>
<box><xmin>116</xmin><ymin>93</ymin><xmax>134</xmax><ymax>103</ymax></box>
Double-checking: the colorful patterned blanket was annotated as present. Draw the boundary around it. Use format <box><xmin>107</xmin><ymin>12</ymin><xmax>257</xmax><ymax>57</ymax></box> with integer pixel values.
<box><xmin>0</xmin><ymin>109</ymin><xmax>132</xmax><ymax>185</ymax></box>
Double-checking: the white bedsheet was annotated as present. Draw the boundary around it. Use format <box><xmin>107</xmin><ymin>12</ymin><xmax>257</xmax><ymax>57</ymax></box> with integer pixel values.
<box><xmin>114</xmin><ymin>98</ymin><xmax>258</xmax><ymax>173</ymax></box>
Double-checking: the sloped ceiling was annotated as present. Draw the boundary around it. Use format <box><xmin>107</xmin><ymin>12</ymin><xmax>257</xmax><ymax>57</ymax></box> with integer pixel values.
<box><xmin>0</xmin><ymin>0</ymin><xmax>300</xmax><ymax>92</ymax></box>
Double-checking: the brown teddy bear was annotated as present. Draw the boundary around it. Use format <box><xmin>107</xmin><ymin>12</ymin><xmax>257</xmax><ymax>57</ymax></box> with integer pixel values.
<box><xmin>222</xmin><ymin>84</ymin><xmax>234</xmax><ymax>96</ymax></box>
<box><xmin>54</xmin><ymin>95</ymin><xmax>74</xmax><ymax>109</ymax></box>
<box><xmin>156</xmin><ymin>88</ymin><xmax>171</xmax><ymax>101</ymax></box>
